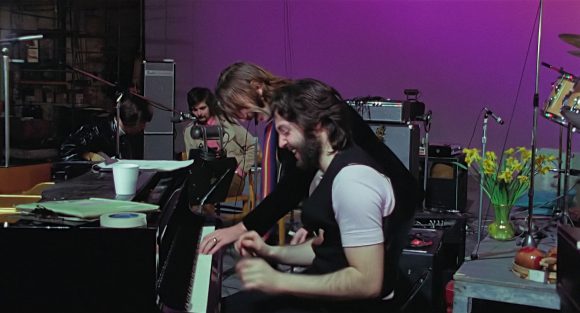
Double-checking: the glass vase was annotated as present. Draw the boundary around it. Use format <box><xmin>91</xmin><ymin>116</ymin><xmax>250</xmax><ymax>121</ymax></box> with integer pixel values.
<box><xmin>488</xmin><ymin>203</ymin><xmax>515</xmax><ymax>240</ymax></box>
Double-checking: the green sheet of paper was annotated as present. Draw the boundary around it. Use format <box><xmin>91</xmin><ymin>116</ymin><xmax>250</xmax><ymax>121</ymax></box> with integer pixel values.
<box><xmin>16</xmin><ymin>198</ymin><xmax>159</xmax><ymax>218</ymax></box>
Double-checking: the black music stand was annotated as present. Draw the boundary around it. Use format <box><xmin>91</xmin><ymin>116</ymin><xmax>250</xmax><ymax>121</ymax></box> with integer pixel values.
<box><xmin>187</xmin><ymin>150</ymin><xmax>236</xmax><ymax>207</ymax></box>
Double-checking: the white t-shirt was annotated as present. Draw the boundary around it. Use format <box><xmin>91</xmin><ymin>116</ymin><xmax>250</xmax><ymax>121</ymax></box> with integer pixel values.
<box><xmin>311</xmin><ymin>165</ymin><xmax>395</xmax><ymax>247</ymax></box>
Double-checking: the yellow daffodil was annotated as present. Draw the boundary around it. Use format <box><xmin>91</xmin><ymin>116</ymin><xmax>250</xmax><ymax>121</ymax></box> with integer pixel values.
<box><xmin>519</xmin><ymin>147</ymin><xmax>532</xmax><ymax>162</ymax></box>
<box><xmin>485</xmin><ymin>151</ymin><xmax>497</xmax><ymax>162</ymax></box>
<box><xmin>462</xmin><ymin>146</ymin><xmax>556</xmax><ymax>207</ymax></box>
<box><xmin>483</xmin><ymin>158</ymin><xmax>496</xmax><ymax>175</ymax></box>
<box><xmin>517</xmin><ymin>175</ymin><xmax>529</xmax><ymax>184</ymax></box>
<box><xmin>539</xmin><ymin>166</ymin><xmax>551</xmax><ymax>175</ymax></box>
<box><xmin>463</xmin><ymin>148</ymin><xmax>481</xmax><ymax>167</ymax></box>
<box><xmin>498</xmin><ymin>169</ymin><xmax>513</xmax><ymax>183</ymax></box>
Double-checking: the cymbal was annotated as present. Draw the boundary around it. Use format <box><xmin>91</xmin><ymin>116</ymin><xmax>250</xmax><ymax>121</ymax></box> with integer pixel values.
<box><xmin>559</xmin><ymin>33</ymin><xmax>580</xmax><ymax>48</ymax></box>
<box><xmin>569</xmin><ymin>50</ymin><xmax>580</xmax><ymax>57</ymax></box>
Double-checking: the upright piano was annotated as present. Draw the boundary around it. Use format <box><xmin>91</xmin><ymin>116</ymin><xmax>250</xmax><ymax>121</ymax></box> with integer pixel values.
<box><xmin>0</xmin><ymin>166</ymin><xmax>223</xmax><ymax>313</ymax></box>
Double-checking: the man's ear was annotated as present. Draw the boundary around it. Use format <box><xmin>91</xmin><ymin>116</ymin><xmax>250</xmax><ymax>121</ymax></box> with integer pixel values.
<box><xmin>313</xmin><ymin>122</ymin><xmax>324</xmax><ymax>136</ymax></box>
<box><xmin>250</xmin><ymin>80</ymin><xmax>264</xmax><ymax>96</ymax></box>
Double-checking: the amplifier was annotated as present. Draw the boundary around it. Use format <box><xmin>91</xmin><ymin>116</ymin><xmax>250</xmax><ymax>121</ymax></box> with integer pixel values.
<box><xmin>558</xmin><ymin>225</ymin><xmax>580</xmax><ymax>313</ymax></box>
<box><xmin>367</xmin><ymin>123</ymin><xmax>420</xmax><ymax>179</ymax></box>
<box><xmin>347</xmin><ymin>99</ymin><xmax>425</xmax><ymax>124</ymax></box>
<box><xmin>428</xmin><ymin>144</ymin><xmax>462</xmax><ymax>157</ymax></box>
<box><xmin>408</xmin><ymin>213</ymin><xmax>467</xmax><ymax>313</ymax></box>
<box><xmin>396</xmin><ymin>228</ymin><xmax>444</xmax><ymax>313</ymax></box>
<box><xmin>414</xmin><ymin>211</ymin><xmax>467</xmax><ymax>270</ymax></box>
<box><xmin>419</xmin><ymin>154</ymin><xmax>468</xmax><ymax>212</ymax></box>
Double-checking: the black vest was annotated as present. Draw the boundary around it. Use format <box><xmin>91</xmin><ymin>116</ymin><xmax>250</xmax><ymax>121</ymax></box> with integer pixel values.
<box><xmin>301</xmin><ymin>144</ymin><xmax>414</xmax><ymax>298</ymax></box>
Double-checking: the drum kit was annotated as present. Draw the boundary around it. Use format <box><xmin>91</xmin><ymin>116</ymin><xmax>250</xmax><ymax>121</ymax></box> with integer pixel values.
<box><xmin>540</xmin><ymin>33</ymin><xmax>580</xmax><ymax>226</ymax></box>
<box><xmin>544</xmin><ymin>34</ymin><xmax>580</xmax><ymax>130</ymax></box>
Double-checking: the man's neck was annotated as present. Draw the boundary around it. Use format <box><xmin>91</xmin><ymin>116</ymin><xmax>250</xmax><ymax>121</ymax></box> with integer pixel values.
<box><xmin>318</xmin><ymin>133</ymin><xmax>337</xmax><ymax>172</ymax></box>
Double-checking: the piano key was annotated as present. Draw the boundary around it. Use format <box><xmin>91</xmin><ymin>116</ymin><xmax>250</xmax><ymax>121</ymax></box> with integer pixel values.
<box><xmin>188</xmin><ymin>225</ymin><xmax>215</xmax><ymax>312</ymax></box>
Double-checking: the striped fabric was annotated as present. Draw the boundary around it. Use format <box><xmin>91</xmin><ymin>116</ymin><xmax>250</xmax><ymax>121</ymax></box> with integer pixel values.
<box><xmin>260</xmin><ymin>121</ymin><xmax>278</xmax><ymax>199</ymax></box>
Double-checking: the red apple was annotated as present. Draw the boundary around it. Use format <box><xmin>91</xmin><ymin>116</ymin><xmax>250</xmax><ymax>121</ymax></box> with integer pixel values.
<box><xmin>515</xmin><ymin>246</ymin><xmax>545</xmax><ymax>270</ymax></box>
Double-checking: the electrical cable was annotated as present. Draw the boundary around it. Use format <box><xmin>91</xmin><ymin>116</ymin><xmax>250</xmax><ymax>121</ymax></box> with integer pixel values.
<box><xmin>283</xmin><ymin>0</ymin><xmax>294</xmax><ymax>78</ymax></box>
<box><xmin>466</xmin><ymin>108</ymin><xmax>483</xmax><ymax>148</ymax></box>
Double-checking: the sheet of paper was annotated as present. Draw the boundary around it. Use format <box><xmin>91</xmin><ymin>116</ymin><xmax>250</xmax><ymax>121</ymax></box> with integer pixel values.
<box><xmin>16</xmin><ymin>198</ymin><xmax>159</xmax><ymax>218</ymax></box>
<box><xmin>97</xmin><ymin>159</ymin><xmax>193</xmax><ymax>171</ymax></box>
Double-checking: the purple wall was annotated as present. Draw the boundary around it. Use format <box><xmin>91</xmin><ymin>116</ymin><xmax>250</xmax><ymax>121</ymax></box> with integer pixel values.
<box><xmin>145</xmin><ymin>0</ymin><xmax>580</xmax><ymax>155</ymax></box>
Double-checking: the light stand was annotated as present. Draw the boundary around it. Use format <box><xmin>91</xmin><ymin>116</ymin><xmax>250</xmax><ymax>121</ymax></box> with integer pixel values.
<box><xmin>522</xmin><ymin>0</ymin><xmax>543</xmax><ymax>248</ymax></box>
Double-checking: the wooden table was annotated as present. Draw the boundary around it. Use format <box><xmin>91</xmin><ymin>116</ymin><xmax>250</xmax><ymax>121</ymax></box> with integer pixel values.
<box><xmin>453</xmin><ymin>235</ymin><xmax>560</xmax><ymax>313</ymax></box>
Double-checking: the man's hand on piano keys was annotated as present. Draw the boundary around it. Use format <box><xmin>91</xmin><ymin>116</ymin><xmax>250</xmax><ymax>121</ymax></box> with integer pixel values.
<box><xmin>236</xmin><ymin>230</ymin><xmax>271</xmax><ymax>258</ymax></box>
<box><xmin>199</xmin><ymin>222</ymin><xmax>248</xmax><ymax>255</ymax></box>
<box><xmin>236</xmin><ymin>257</ymin><xmax>282</xmax><ymax>294</ymax></box>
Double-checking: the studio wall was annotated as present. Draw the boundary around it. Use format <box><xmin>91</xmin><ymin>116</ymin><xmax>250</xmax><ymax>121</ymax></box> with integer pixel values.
<box><xmin>145</xmin><ymin>0</ymin><xmax>580</xmax><ymax>155</ymax></box>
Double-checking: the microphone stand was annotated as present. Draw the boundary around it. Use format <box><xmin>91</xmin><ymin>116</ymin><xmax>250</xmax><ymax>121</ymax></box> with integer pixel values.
<box><xmin>522</xmin><ymin>0</ymin><xmax>543</xmax><ymax>248</ymax></box>
<box><xmin>556</xmin><ymin>127</ymin><xmax>563</xmax><ymax>211</ymax></box>
<box><xmin>115</xmin><ymin>92</ymin><xmax>123</xmax><ymax>157</ymax></box>
<box><xmin>471</xmin><ymin>114</ymin><xmax>489</xmax><ymax>260</ymax></box>
<box><xmin>2</xmin><ymin>47</ymin><xmax>9</xmax><ymax>168</ymax></box>
<box><xmin>560</xmin><ymin>124</ymin><xmax>573</xmax><ymax>225</ymax></box>
<box><xmin>421</xmin><ymin>111</ymin><xmax>432</xmax><ymax>210</ymax></box>
<box><xmin>1</xmin><ymin>34</ymin><xmax>43</xmax><ymax>167</ymax></box>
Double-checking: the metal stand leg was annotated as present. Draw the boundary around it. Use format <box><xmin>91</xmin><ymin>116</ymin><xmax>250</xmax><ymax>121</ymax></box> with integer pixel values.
<box><xmin>558</xmin><ymin>125</ymin><xmax>575</xmax><ymax>225</ymax></box>
<box><xmin>556</xmin><ymin>127</ymin><xmax>563</xmax><ymax>212</ymax></box>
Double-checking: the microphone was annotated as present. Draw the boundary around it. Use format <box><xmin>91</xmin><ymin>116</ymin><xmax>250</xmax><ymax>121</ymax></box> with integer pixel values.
<box><xmin>541</xmin><ymin>62</ymin><xmax>576</xmax><ymax>80</ymax></box>
<box><xmin>415</xmin><ymin>110</ymin><xmax>432</xmax><ymax>122</ymax></box>
<box><xmin>170</xmin><ymin>112</ymin><xmax>196</xmax><ymax>123</ymax></box>
<box><xmin>191</xmin><ymin>125</ymin><xmax>224</xmax><ymax>139</ymax></box>
<box><xmin>484</xmin><ymin>107</ymin><xmax>504</xmax><ymax>125</ymax></box>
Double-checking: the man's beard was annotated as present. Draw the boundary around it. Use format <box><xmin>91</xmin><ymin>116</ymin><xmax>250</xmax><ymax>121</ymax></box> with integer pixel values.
<box><xmin>196</xmin><ymin>116</ymin><xmax>208</xmax><ymax>125</ymax></box>
<box><xmin>296</xmin><ymin>133</ymin><xmax>321</xmax><ymax>170</ymax></box>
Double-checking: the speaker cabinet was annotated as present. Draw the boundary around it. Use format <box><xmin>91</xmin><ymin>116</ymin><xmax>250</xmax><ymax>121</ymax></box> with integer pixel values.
<box><xmin>368</xmin><ymin>123</ymin><xmax>420</xmax><ymax>179</ymax></box>
<box><xmin>397</xmin><ymin>228</ymin><xmax>444</xmax><ymax>313</ymax></box>
<box><xmin>419</xmin><ymin>154</ymin><xmax>467</xmax><ymax>212</ymax></box>
<box><xmin>144</xmin><ymin>60</ymin><xmax>175</xmax><ymax>160</ymax></box>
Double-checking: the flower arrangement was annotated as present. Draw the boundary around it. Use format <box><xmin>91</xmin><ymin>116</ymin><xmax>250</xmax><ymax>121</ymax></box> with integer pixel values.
<box><xmin>461</xmin><ymin>147</ymin><xmax>556</xmax><ymax>240</ymax></box>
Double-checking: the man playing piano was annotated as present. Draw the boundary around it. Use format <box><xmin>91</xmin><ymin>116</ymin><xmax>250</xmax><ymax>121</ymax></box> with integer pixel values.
<box><xmin>221</xmin><ymin>79</ymin><xmax>404</xmax><ymax>313</ymax></box>
<box><xmin>199</xmin><ymin>62</ymin><xmax>420</xmax><ymax>253</ymax></box>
